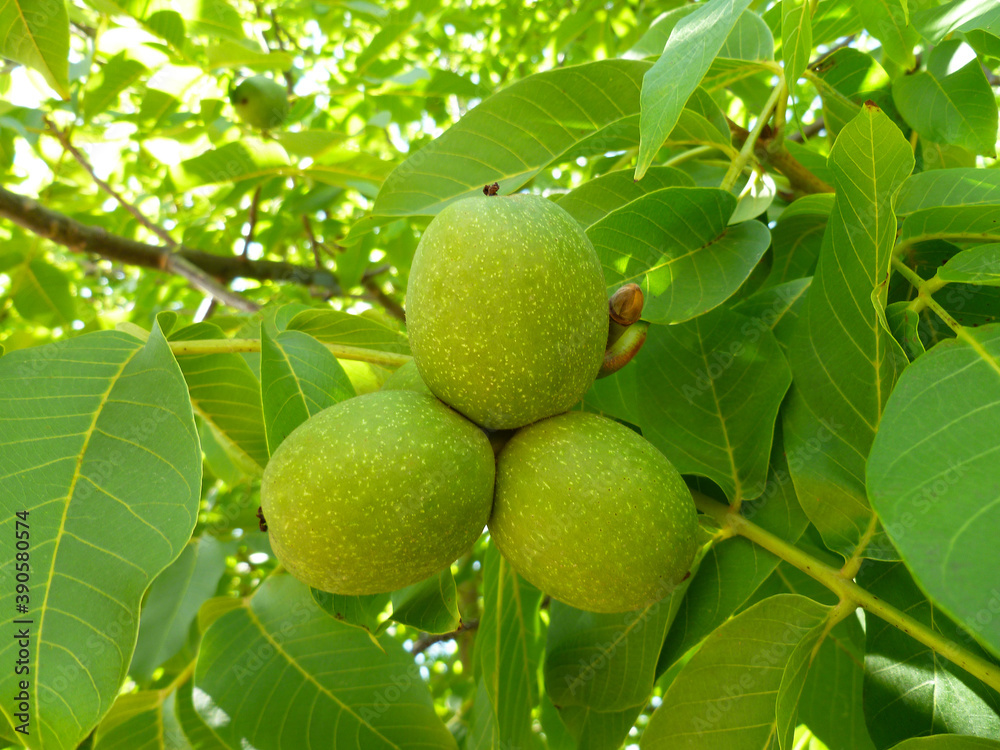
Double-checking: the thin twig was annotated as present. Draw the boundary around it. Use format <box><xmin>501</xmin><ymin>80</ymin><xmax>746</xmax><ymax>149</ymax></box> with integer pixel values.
<box><xmin>43</xmin><ymin>120</ymin><xmax>259</xmax><ymax>311</ymax></box>
<box><xmin>363</xmin><ymin>277</ymin><xmax>406</xmax><ymax>322</ymax></box>
<box><xmin>412</xmin><ymin>620</ymin><xmax>479</xmax><ymax>656</ymax></box>
<box><xmin>241</xmin><ymin>186</ymin><xmax>262</xmax><ymax>258</ymax></box>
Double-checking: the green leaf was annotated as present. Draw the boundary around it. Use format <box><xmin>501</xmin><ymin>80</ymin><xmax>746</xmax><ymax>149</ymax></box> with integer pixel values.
<box><xmin>642</xmin><ymin>594</ymin><xmax>830</xmax><ymax>749</ymax></box>
<box><xmin>938</xmin><ymin>244</ymin><xmax>1000</xmax><ymax>285</ymax></box>
<box><xmin>634</xmin><ymin>307</ymin><xmax>791</xmax><ymax>501</ymax></box>
<box><xmin>893</xmin><ymin>60</ymin><xmax>998</xmax><ymax>158</ymax></box>
<box><xmin>665</xmin><ymin>88</ymin><xmax>735</xmax><ymax>154</ymax></box>
<box><xmin>8</xmin><ymin>255</ymin><xmax>77</xmax><ymax>328</ymax></box>
<box><xmin>852</xmin><ymin>0</ymin><xmax>918</xmax><ymax>69</ymax></box>
<box><xmin>372</xmin><ymin>59</ymin><xmax>650</xmax><ymax>217</ymax></box>
<box><xmin>260</xmin><ymin>329</ymin><xmax>355</xmax><ymax>455</ymax></box>
<box><xmin>586</xmin><ymin>188</ymin><xmax>771</xmax><ymax>323</ymax></box>
<box><xmin>783</xmin><ymin>104</ymin><xmax>913</xmax><ymax>558</ymax></box>
<box><xmin>390</xmin><ymin>570</ymin><xmax>461</xmax><ymax>635</ymax></box>
<box><xmin>900</xmin><ymin>205</ymin><xmax>1000</xmax><ymax>247</ymax></box>
<box><xmin>471</xmin><ymin>542</ymin><xmax>543</xmax><ymax>750</ymax></box>
<box><xmin>781</xmin><ymin>0</ymin><xmax>812</xmax><ymax>84</ymax></box>
<box><xmin>175</xmin><ymin>679</ymin><xmax>226</xmax><ymax>749</ymax></box>
<box><xmin>796</xmin><ymin>615</ymin><xmax>875</xmax><ymax>750</ymax></box>
<box><xmin>545</xmin><ymin>574</ymin><xmax>691</xmax><ymax>712</ymax></box>
<box><xmin>888</xmin><ymin>738</ymin><xmax>1000</xmax><ymax>750</ymax></box>
<box><xmin>93</xmin><ymin>690</ymin><xmax>188</xmax><ymax>749</ymax></box>
<box><xmin>766</xmin><ymin>193</ymin><xmax>834</xmax><ymax>286</ymax></box>
<box><xmin>171</xmin><ymin>140</ymin><xmax>290</xmax><ymax>190</ymax></box>
<box><xmin>0</xmin><ymin>326</ymin><xmax>202</xmax><ymax>748</ymax></box>
<box><xmin>858</xmin><ymin>562</ymin><xmax>1000</xmax><ymax>747</ymax></box>
<box><xmin>811</xmin><ymin>48</ymin><xmax>895</xmax><ymax>138</ymax></box>
<box><xmin>171</xmin><ymin>324</ymin><xmax>269</xmax><ymax>474</ymax></box>
<box><xmin>173</xmin><ymin>0</ymin><xmax>244</xmax><ymax>40</ymax></box>
<box><xmin>658</xmin><ymin>432</ymin><xmax>810</xmax><ymax>674</ymax></box>
<box><xmin>0</xmin><ymin>0</ymin><xmax>70</xmax><ymax>97</ymax></box>
<box><xmin>204</xmin><ymin>41</ymin><xmax>292</xmax><ymax>71</ymax></box>
<box><xmin>310</xmin><ymin>588</ymin><xmax>390</xmax><ymax>636</ymax></box>
<box><xmin>885</xmin><ymin>300</ymin><xmax>925</xmax><ymax>361</ymax></box>
<box><xmin>895</xmin><ymin>168</ymin><xmax>1000</xmax><ymax>216</ymax></box>
<box><xmin>636</xmin><ymin>0</ymin><xmax>754</xmax><ymax>179</ymax></box>
<box><xmin>775</xmin><ymin>616</ymin><xmax>831</xmax><ymax>750</ymax></box>
<box><xmin>83</xmin><ymin>52</ymin><xmax>148</xmax><ymax>121</ymax></box>
<box><xmin>286</xmin><ymin>309</ymin><xmax>410</xmax><ymax>354</ymax></box>
<box><xmin>558</xmin><ymin>703</ymin><xmax>643</xmax><ymax>750</ymax></box>
<box><xmin>867</xmin><ymin>324</ymin><xmax>1000</xmax><ymax>659</ymax></box>
<box><xmin>914</xmin><ymin>0</ymin><xmax>1000</xmax><ymax>44</ymax></box>
<box><xmin>194</xmin><ymin>574</ymin><xmax>457</xmax><ymax>749</ymax></box>
<box><xmin>721</xmin><ymin>10</ymin><xmax>775</xmax><ymax>61</ymax></box>
<box><xmin>131</xmin><ymin>536</ymin><xmax>227</xmax><ymax>682</ymax></box>
<box><xmin>555</xmin><ymin>166</ymin><xmax>694</xmax><ymax>230</ymax></box>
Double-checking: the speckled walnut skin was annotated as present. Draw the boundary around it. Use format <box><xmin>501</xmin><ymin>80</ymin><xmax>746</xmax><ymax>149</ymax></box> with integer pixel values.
<box><xmin>260</xmin><ymin>391</ymin><xmax>495</xmax><ymax>595</ymax></box>
<box><xmin>489</xmin><ymin>412</ymin><xmax>699</xmax><ymax>613</ymax></box>
<box><xmin>405</xmin><ymin>194</ymin><xmax>608</xmax><ymax>430</ymax></box>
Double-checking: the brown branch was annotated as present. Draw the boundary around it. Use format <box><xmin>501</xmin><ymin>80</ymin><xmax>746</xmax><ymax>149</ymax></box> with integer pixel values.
<box><xmin>363</xmin><ymin>278</ymin><xmax>406</xmax><ymax>322</ymax></box>
<box><xmin>787</xmin><ymin>117</ymin><xmax>826</xmax><ymax>143</ymax></box>
<box><xmin>0</xmin><ymin>186</ymin><xmax>356</xmax><ymax>294</ymax></box>
<box><xmin>241</xmin><ymin>186</ymin><xmax>262</xmax><ymax>258</ymax></box>
<box><xmin>44</xmin><ymin>120</ymin><xmax>259</xmax><ymax>312</ymax></box>
<box><xmin>728</xmin><ymin>121</ymin><xmax>834</xmax><ymax>196</ymax></box>
<box><xmin>411</xmin><ymin>620</ymin><xmax>479</xmax><ymax>656</ymax></box>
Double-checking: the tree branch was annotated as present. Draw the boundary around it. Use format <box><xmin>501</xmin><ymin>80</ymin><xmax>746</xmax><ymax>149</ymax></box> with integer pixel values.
<box><xmin>0</xmin><ymin>186</ymin><xmax>359</xmax><ymax>296</ymax></box>
<box><xmin>728</xmin><ymin>120</ymin><xmax>834</xmax><ymax>195</ymax></box>
<box><xmin>44</xmin><ymin>120</ymin><xmax>259</xmax><ymax>312</ymax></box>
<box><xmin>412</xmin><ymin>620</ymin><xmax>479</xmax><ymax>656</ymax></box>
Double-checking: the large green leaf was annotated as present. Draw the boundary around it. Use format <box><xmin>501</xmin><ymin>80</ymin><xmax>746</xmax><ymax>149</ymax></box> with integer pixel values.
<box><xmin>766</xmin><ymin>193</ymin><xmax>833</xmax><ymax>286</ymax></box>
<box><xmin>893</xmin><ymin>59</ymin><xmax>998</xmax><ymax>158</ymax></box>
<box><xmin>811</xmin><ymin>48</ymin><xmax>895</xmax><ymax>138</ymax></box>
<box><xmin>895</xmin><ymin>169</ymin><xmax>1000</xmax><ymax>216</ymax></box>
<box><xmin>852</xmin><ymin>0</ymin><xmax>918</xmax><ymax>69</ymax></box>
<box><xmin>558</xmin><ymin>703</ymin><xmax>644</xmax><ymax>750</ymax></box>
<box><xmin>635</xmin><ymin>0</ymin><xmax>753</xmax><ymax>179</ymax></box>
<box><xmin>867</xmin><ymin>324</ymin><xmax>1000</xmax><ymax>659</ymax></box>
<box><xmin>83</xmin><ymin>52</ymin><xmax>148</xmax><ymax>121</ymax></box>
<box><xmin>899</xmin><ymin>205</ymin><xmax>1000</xmax><ymax>248</ymax></box>
<box><xmin>641</xmin><ymin>594</ymin><xmax>830</xmax><ymax>749</ymax></box>
<box><xmin>175</xmin><ymin>679</ymin><xmax>226</xmax><ymax>749</ymax></box>
<box><xmin>783</xmin><ymin>104</ymin><xmax>913</xmax><ymax>559</ymax></box>
<box><xmin>92</xmin><ymin>690</ymin><xmax>187</xmax><ymax>749</ymax></box>
<box><xmin>130</xmin><ymin>536</ymin><xmax>227</xmax><ymax>682</ymax></box>
<box><xmin>194</xmin><ymin>574</ymin><xmax>457</xmax><ymax>749</ymax></box>
<box><xmin>888</xmin><ymin>738</ymin><xmax>1000</xmax><ymax>750</ymax></box>
<box><xmin>259</xmin><ymin>328</ymin><xmax>355</xmax><ymax>455</ymax></box>
<box><xmin>937</xmin><ymin>244</ymin><xmax>1000</xmax><ymax>285</ymax></box>
<box><xmin>914</xmin><ymin>0</ymin><xmax>1000</xmax><ymax>43</ymax></box>
<box><xmin>781</xmin><ymin>0</ymin><xmax>812</xmax><ymax>84</ymax></box>
<box><xmin>658</xmin><ymin>434</ymin><xmax>809</xmax><ymax>674</ymax></box>
<box><xmin>390</xmin><ymin>570</ymin><xmax>461</xmax><ymax>635</ymax></box>
<box><xmin>586</xmin><ymin>188</ymin><xmax>771</xmax><ymax>323</ymax></box>
<box><xmin>170</xmin><ymin>140</ymin><xmax>290</xmax><ymax>190</ymax></box>
<box><xmin>0</xmin><ymin>0</ymin><xmax>70</xmax><ymax>97</ymax></box>
<box><xmin>0</xmin><ymin>326</ymin><xmax>201</xmax><ymax>749</ymax></box>
<box><xmin>545</xmin><ymin>570</ymin><xmax>692</xmax><ymax>712</ymax></box>
<box><xmin>796</xmin><ymin>615</ymin><xmax>875</xmax><ymax>750</ymax></box>
<box><xmin>8</xmin><ymin>255</ymin><xmax>77</xmax><ymax>329</ymax></box>
<box><xmin>470</xmin><ymin>543</ymin><xmax>543</xmax><ymax>750</ymax></box>
<box><xmin>858</xmin><ymin>562</ymin><xmax>1000</xmax><ymax>748</ymax></box>
<box><xmin>371</xmin><ymin>59</ymin><xmax>650</xmax><ymax>217</ymax></box>
<box><xmin>171</xmin><ymin>324</ymin><xmax>269</xmax><ymax>474</ymax></box>
<box><xmin>556</xmin><ymin>166</ymin><xmax>694</xmax><ymax>230</ymax></box>
<box><xmin>634</xmin><ymin>307</ymin><xmax>791</xmax><ymax>501</ymax></box>
<box><xmin>286</xmin><ymin>309</ymin><xmax>410</xmax><ymax>354</ymax></box>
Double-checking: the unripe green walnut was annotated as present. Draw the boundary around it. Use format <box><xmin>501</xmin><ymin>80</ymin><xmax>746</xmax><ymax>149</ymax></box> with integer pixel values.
<box><xmin>261</xmin><ymin>390</ymin><xmax>495</xmax><ymax>594</ymax></box>
<box><xmin>230</xmin><ymin>75</ymin><xmax>289</xmax><ymax>130</ymax></box>
<box><xmin>489</xmin><ymin>412</ymin><xmax>699</xmax><ymax>613</ymax></box>
<box><xmin>406</xmin><ymin>194</ymin><xmax>608</xmax><ymax>430</ymax></box>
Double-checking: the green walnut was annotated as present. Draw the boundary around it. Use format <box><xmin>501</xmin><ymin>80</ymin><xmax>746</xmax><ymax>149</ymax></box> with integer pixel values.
<box><xmin>261</xmin><ymin>390</ymin><xmax>495</xmax><ymax>594</ymax></box>
<box><xmin>380</xmin><ymin>359</ymin><xmax>432</xmax><ymax>395</ymax></box>
<box><xmin>489</xmin><ymin>411</ymin><xmax>699</xmax><ymax>613</ymax></box>
<box><xmin>230</xmin><ymin>75</ymin><xmax>289</xmax><ymax>130</ymax></box>
<box><xmin>406</xmin><ymin>194</ymin><xmax>608</xmax><ymax>430</ymax></box>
